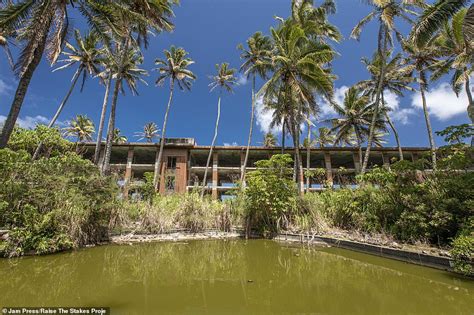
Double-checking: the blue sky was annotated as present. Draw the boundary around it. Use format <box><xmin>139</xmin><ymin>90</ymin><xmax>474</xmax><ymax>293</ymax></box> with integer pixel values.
<box><xmin>0</xmin><ymin>0</ymin><xmax>471</xmax><ymax>147</ymax></box>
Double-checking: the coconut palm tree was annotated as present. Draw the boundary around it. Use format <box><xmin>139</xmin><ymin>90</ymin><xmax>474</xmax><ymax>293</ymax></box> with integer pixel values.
<box><xmin>432</xmin><ymin>8</ymin><xmax>473</xmax><ymax>143</ymax></box>
<box><xmin>314</xmin><ymin>127</ymin><xmax>335</xmax><ymax>148</ymax></box>
<box><xmin>201</xmin><ymin>63</ymin><xmax>237</xmax><ymax>198</ymax></box>
<box><xmin>112</xmin><ymin>128</ymin><xmax>128</xmax><ymax>144</ymax></box>
<box><xmin>238</xmin><ymin>32</ymin><xmax>273</xmax><ymax>185</ymax></box>
<box><xmin>351</xmin><ymin>0</ymin><xmax>426</xmax><ymax>173</ymax></box>
<box><xmin>93</xmin><ymin>63</ymin><xmax>114</xmax><ymax>165</ymax></box>
<box><xmin>153</xmin><ymin>46</ymin><xmax>196</xmax><ymax>191</ymax></box>
<box><xmin>0</xmin><ymin>0</ymin><xmax>177</xmax><ymax>149</ymax></box>
<box><xmin>32</xmin><ymin>30</ymin><xmax>102</xmax><ymax>160</ymax></box>
<box><xmin>329</xmin><ymin>87</ymin><xmax>386</xmax><ymax>167</ymax></box>
<box><xmin>357</xmin><ymin>52</ymin><xmax>415</xmax><ymax>160</ymax></box>
<box><xmin>262</xmin><ymin>132</ymin><xmax>277</xmax><ymax>148</ymax></box>
<box><xmin>259</xmin><ymin>22</ymin><xmax>335</xmax><ymax>187</ymax></box>
<box><xmin>101</xmin><ymin>45</ymin><xmax>148</xmax><ymax>175</ymax></box>
<box><xmin>411</xmin><ymin>0</ymin><xmax>472</xmax><ymax>47</ymax></box>
<box><xmin>135</xmin><ymin>122</ymin><xmax>160</xmax><ymax>143</ymax></box>
<box><xmin>64</xmin><ymin>115</ymin><xmax>95</xmax><ymax>152</ymax></box>
<box><xmin>403</xmin><ymin>39</ymin><xmax>441</xmax><ymax>169</ymax></box>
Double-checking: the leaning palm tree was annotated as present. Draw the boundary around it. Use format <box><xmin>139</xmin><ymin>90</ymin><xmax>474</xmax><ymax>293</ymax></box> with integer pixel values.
<box><xmin>403</xmin><ymin>39</ymin><xmax>441</xmax><ymax>169</ymax></box>
<box><xmin>238</xmin><ymin>32</ymin><xmax>273</xmax><ymax>185</ymax></box>
<box><xmin>32</xmin><ymin>30</ymin><xmax>102</xmax><ymax>160</ymax></box>
<box><xmin>101</xmin><ymin>45</ymin><xmax>148</xmax><ymax>175</ymax></box>
<box><xmin>63</xmin><ymin>115</ymin><xmax>95</xmax><ymax>152</ymax></box>
<box><xmin>135</xmin><ymin>122</ymin><xmax>160</xmax><ymax>143</ymax></box>
<box><xmin>357</xmin><ymin>52</ymin><xmax>415</xmax><ymax>160</ymax></box>
<box><xmin>93</xmin><ymin>58</ymin><xmax>114</xmax><ymax>165</ymax></box>
<box><xmin>0</xmin><ymin>0</ymin><xmax>177</xmax><ymax>149</ymax></box>
<box><xmin>433</xmin><ymin>8</ymin><xmax>473</xmax><ymax>143</ymax></box>
<box><xmin>112</xmin><ymin>128</ymin><xmax>128</xmax><ymax>144</ymax></box>
<box><xmin>329</xmin><ymin>87</ymin><xmax>386</xmax><ymax>167</ymax></box>
<box><xmin>411</xmin><ymin>0</ymin><xmax>472</xmax><ymax>47</ymax></box>
<box><xmin>201</xmin><ymin>63</ymin><xmax>237</xmax><ymax>198</ymax></box>
<box><xmin>153</xmin><ymin>46</ymin><xmax>196</xmax><ymax>191</ymax></box>
<box><xmin>262</xmin><ymin>132</ymin><xmax>277</xmax><ymax>148</ymax></box>
<box><xmin>351</xmin><ymin>0</ymin><xmax>426</xmax><ymax>173</ymax></box>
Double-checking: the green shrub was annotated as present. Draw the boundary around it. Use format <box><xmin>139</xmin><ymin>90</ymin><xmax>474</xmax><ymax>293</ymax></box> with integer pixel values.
<box><xmin>0</xmin><ymin>149</ymin><xmax>119</xmax><ymax>257</ymax></box>
<box><xmin>450</xmin><ymin>235</ymin><xmax>474</xmax><ymax>276</ymax></box>
<box><xmin>242</xmin><ymin>154</ymin><xmax>298</xmax><ymax>236</ymax></box>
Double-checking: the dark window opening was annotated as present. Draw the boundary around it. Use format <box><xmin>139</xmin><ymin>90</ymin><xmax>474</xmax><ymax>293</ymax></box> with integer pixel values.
<box><xmin>167</xmin><ymin>157</ymin><xmax>177</xmax><ymax>169</ymax></box>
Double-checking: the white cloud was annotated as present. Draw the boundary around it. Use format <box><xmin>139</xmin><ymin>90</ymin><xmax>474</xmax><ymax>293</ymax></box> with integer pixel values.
<box><xmin>223</xmin><ymin>142</ymin><xmax>238</xmax><ymax>146</ymax></box>
<box><xmin>319</xmin><ymin>86</ymin><xmax>347</xmax><ymax>118</ymax></box>
<box><xmin>411</xmin><ymin>82</ymin><xmax>470</xmax><ymax>121</ymax></box>
<box><xmin>0</xmin><ymin>79</ymin><xmax>13</xmax><ymax>95</ymax></box>
<box><xmin>0</xmin><ymin>115</ymin><xmax>50</xmax><ymax>129</ymax></box>
<box><xmin>255</xmin><ymin>96</ymin><xmax>280</xmax><ymax>134</ymax></box>
<box><xmin>237</xmin><ymin>74</ymin><xmax>248</xmax><ymax>86</ymax></box>
<box><xmin>383</xmin><ymin>90</ymin><xmax>416</xmax><ymax>125</ymax></box>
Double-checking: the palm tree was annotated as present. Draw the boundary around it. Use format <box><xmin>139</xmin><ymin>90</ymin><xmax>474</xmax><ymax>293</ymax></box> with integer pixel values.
<box><xmin>314</xmin><ymin>127</ymin><xmax>335</xmax><ymax>148</ymax></box>
<box><xmin>238</xmin><ymin>32</ymin><xmax>273</xmax><ymax>185</ymax></box>
<box><xmin>135</xmin><ymin>122</ymin><xmax>160</xmax><ymax>143</ymax></box>
<box><xmin>112</xmin><ymin>128</ymin><xmax>128</xmax><ymax>144</ymax></box>
<box><xmin>64</xmin><ymin>115</ymin><xmax>95</xmax><ymax>152</ymax></box>
<box><xmin>262</xmin><ymin>132</ymin><xmax>277</xmax><ymax>148</ymax></box>
<box><xmin>0</xmin><ymin>0</ymin><xmax>177</xmax><ymax>149</ymax></box>
<box><xmin>201</xmin><ymin>63</ymin><xmax>237</xmax><ymax>198</ymax></box>
<box><xmin>351</xmin><ymin>0</ymin><xmax>426</xmax><ymax>173</ymax></box>
<box><xmin>403</xmin><ymin>39</ymin><xmax>441</xmax><ymax>169</ymax></box>
<box><xmin>259</xmin><ymin>22</ymin><xmax>335</xmax><ymax>187</ymax></box>
<box><xmin>329</xmin><ymin>87</ymin><xmax>386</xmax><ymax>167</ymax></box>
<box><xmin>93</xmin><ymin>63</ymin><xmax>113</xmax><ymax>165</ymax></box>
<box><xmin>32</xmin><ymin>30</ymin><xmax>102</xmax><ymax>160</ymax></box>
<box><xmin>411</xmin><ymin>0</ymin><xmax>472</xmax><ymax>47</ymax></box>
<box><xmin>153</xmin><ymin>46</ymin><xmax>196</xmax><ymax>191</ymax></box>
<box><xmin>357</xmin><ymin>52</ymin><xmax>415</xmax><ymax>161</ymax></box>
<box><xmin>433</xmin><ymin>8</ymin><xmax>473</xmax><ymax>143</ymax></box>
<box><xmin>101</xmin><ymin>45</ymin><xmax>148</xmax><ymax>175</ymax></box>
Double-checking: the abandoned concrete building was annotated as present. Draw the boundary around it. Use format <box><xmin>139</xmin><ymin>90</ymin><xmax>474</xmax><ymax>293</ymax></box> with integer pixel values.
<box><xmin>83</xmin><ymin>138</ymin><xmax>430</xmax><ymax>199</ymax></box>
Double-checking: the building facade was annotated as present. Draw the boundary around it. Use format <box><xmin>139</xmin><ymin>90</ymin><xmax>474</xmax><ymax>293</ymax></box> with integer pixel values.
<box><xmin>83</xmin><ymin>138</ymin><xmax>430</xmax><ymax>199</ymax></box>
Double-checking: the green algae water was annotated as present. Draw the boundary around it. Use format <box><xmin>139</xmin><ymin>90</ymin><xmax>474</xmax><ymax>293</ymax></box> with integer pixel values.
<box><xmin>0</xmin><ymin>239</ymin><xmax>473</xmax><ymax>314</ymax></box>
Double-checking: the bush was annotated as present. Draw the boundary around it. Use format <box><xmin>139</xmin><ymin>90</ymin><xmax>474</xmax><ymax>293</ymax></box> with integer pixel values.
<box><xmin>242</xmin><ymin>154</ymin><xmax>298</xmax><ymax>236</ymax></box>
<box><xmin>450</xmin><ymin>235</ymin><xmax>474</xmax><ymax>276</ymax></box>
<box><xmin>0</xmin><ymin>149</ymin><xmax>119</xmax><ymax>257</ymax></box>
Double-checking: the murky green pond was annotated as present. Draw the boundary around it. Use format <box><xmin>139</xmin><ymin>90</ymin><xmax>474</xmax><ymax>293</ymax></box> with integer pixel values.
<box><xmin>0</xmin><ymin>239</ymin><xmax>473</xmax><ymax>314</ymax></box>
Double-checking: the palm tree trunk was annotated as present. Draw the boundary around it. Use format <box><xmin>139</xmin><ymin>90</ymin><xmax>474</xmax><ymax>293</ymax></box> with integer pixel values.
<box><xmin>464</xmin><ymin>74</ymin><xmax>474</xmax><ymax>146</ymax></box>
<box><xmin>419</xmin><ymin>70</ymin><xmax>437</xmax><ymax>170</ymax></box>
<box><xmin>201</xmin><ymin>93</ymin><xmax>221</xmax><ymax>198</ymax></box>
<box><xmin>382</xmin><ymin>93</ymin><xmax>403</xmax><ymax>161</ymax></box>
<box><xmin>241</xmin><ymin>75</ymin><xmax>256</xmax><ymax>186</ymax></box>
<box><xmin>290</xmin><ymin>118</ymin><xmax>302</xmax><ymax>193</ymax></box>
<box><xmin>101</xmin><ymin>78</ymin><xmax>121</xmax><ymax>175</ymax></box>
<box><xmin>32</xmin><ymin>70</ymin><xmax>82</xmax><ymax>160</ymax></box>
<box><xmin>93</xmin><ymin>73</ymin><xmax>113</xmax><ymax>165</ymax></box>
<box><xmin>355</xmin><ymin>127</ymin><xmax>363</xmax><ymax>168</ymax></box>
<box><xmin>0</xmin><ymin>23</ymin><xmax>50</xmax><ymax>149</ymax></box>
<box><xmin>154</xmin><ymin>79</ymin><xmax>175</xmax><ymax>191</ymax></box>
<box><xmin>306</xmin><ymin>120</ymin><xmax>311</xmax><ymax>193</ymax></box>
<box><xmin>281</xmin><ymin>122</ymin><xmax>286</xmax><ymax>154</ymax></box>
<box><xmin>361</xmin><ymin>24</ymin><xmax>387</xmax><ymax>173</ymax></box>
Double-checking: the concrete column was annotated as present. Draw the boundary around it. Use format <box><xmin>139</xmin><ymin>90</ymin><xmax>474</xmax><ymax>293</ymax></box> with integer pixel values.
<box><xmin>382</xmin><ymin>153</ymin><xmax>391</xmax><ymax>169</ymax></box>
<box><xmin>123</xmin><ymin>146</ymin><xmax>134</xmax><ymax>198</ymax></box>
<box><xmin>324</xmin><ymin>152</ymin><xmax>333</xmax><ymax>187</ymax></box>
<box><xmin>240</xmin><ymin>150</ymin><xmax>245</xmax><ymax>177</ymax></box>
<box><xmin>212</xmin><ymin>152</ymin><xmax>218</xmax><ymax>199</ymax></box>
<box><xmin>353</xmin><ymin>152</ymin><xmax>361</xmax><ymax>173</ymax></box>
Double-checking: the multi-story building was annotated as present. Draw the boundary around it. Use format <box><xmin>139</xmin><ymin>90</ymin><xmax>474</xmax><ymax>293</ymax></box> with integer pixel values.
<box><xmin>83</xmin><ymin>139</ymin><xmax>430</xmax><ymax>199</ymax></box>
